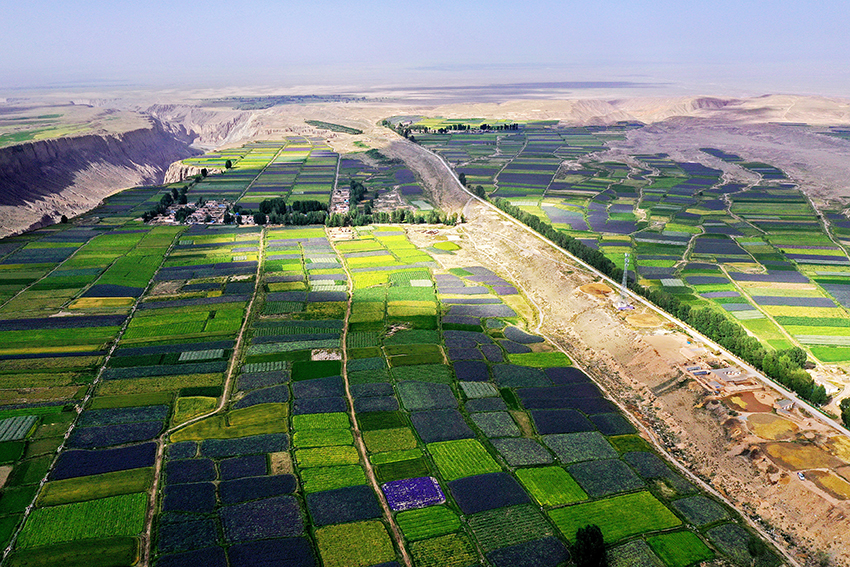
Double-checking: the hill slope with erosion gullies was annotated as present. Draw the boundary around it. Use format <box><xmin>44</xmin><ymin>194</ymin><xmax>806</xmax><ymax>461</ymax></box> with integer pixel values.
<box><xmin>0</xmin><ymin>115</ymin><xmax>197</xmax><ymax>238</ymax></box>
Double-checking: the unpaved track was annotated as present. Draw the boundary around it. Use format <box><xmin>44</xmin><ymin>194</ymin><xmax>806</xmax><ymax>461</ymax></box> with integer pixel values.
<box><xmin>0</xmin><ymin>228</ymin><xmax>186</xmax><ymax>566</ymax></box>
<box><xmin>330</xmin><ymin>238</ymin><xmax>413</xmax><ymax>567</ymax></box>
<box><xmin>141</xmin><ymin>230</ymin><xmax>267</xmax><ymax>566</ymax></box>
<box><xmin>395</xmin><ymin>138</ymin><xmax>850</xmax><ymax>566</ymax></box>
<box><xmin>423</xmin><ymin>223</ymin><xmax>801</xmax><ymax>567</ymax></box>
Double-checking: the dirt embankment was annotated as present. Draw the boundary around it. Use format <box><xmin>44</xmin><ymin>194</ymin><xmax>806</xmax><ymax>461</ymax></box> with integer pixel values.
<box><xmin>0</xmin><ymin>119</ymin><xmax>197</xmax><ymax>237</ymax></box>
<box><xmin>381</xmin><ymin>139</ymin><xmax>469</xmax><ymax>215</ymax></box>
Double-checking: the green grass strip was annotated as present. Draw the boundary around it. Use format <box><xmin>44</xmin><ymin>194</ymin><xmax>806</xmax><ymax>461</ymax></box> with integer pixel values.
<box><xmin>300</xmin><ymin>465</ymin><xmax>367</xmax><ymax>493</ymax></box>
<box><xmin>515</xmin><ymin>466</ymin><xmax>588</xmax><ymax>507</ymax></box>
<box><xmin>548</xmin><ymin>491</ymin><xmax>681</xmax><ymax>543</ymax></box>
<box><xmin>427</xmin><ymin>439</ymin><xmax>501</xmax><ymax>480</ymax></box>
<box><xmin>396</xmin><ymin>505</ymin><xmax>461</xmax><ymax>541</ymax></box>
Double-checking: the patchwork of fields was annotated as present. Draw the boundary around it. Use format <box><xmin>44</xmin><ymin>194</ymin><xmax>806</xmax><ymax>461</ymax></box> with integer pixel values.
<box><xmin>0</xmin><ymin>174</ymin><xmax>779</xmax><ymax>567</ymax></box>
<box><xmin>181</xmin><ymin>138</ymin><xmax>339</xmax><ymax>207</ymax></box>
<box><xmin>180</xmin><ymin>139</ymin><xmax>428</xmax><ymax>212</ymax></box>
<box><xmin>405</xmin><ymin>118</ymin><xmax>850</xmax><ymax>365</ymax></box>
<box><xmin>338</xmin><ymin>151</ymin><xmax>429</xmax><ymax>211</ymax></box>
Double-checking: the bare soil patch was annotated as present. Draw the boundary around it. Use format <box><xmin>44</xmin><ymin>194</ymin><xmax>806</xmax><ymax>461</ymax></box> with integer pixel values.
<box><xmin>764</xmin><ymin>443</ymin><xmax>845</xmax><ymax>471</ymax></box>
<box><xmin>580</xmin><ymin>282</ymin><xmax>613</xmax><ymax>297</ymax></box>
<box><xmin>827</xmin><ymin>436</ymin><xmax>850</xmax><ymax>462</ymax></box>
<box><xmin>626</xmin><ymin>312</ymin><xmax>664</xmax><ymax>328</ymax></box>
<box><xmin>0</xmin><ymin>465</ymin><xmax>12</xmax><ymax>489</ymax></box>
<box><xmin>437</xmin><ymin>196</ymin><xmax>850</xmax><ymax>565</ymax></box>
<box><xmin>725</xmin><ymin>392</ymin><xmax>773</xmax><ymax>413</ymax></box>
<box><xmin>269</xmin><ymin>451</ymin><xmax>294</xmax><ymax>475</ymax></box>
<box><xmin>809</xmin><ymin>470</ymin><xmax>850</xmax><ymax>500</ymax></box>
<box><xmin>747</xmin><ymin>414</ymin><xmax>799</xmax><ymax>440</ymax></box>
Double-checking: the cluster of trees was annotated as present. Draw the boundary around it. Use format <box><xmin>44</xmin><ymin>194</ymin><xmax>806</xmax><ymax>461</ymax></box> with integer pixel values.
<box><xmin>141</xmin><ymin>186</ymin><xmax>190</xmax><ymax>222</ymax></box>
<box><xmin>326</xmin><ymin>209</ymin><xmax>461</xmax><ymax>227</ymax></box>
<box><xmin>174</xmin><ymin>207</ymin><xmax>196</xmax><ymax>222</ymax></box>
<box><xmin>840</xmin><ymin>399</ymin><xmax>850</xmax><ymax>428</ymax></box>
<box><xmin>252</xmin><ymin>210</ymin><xmax>328</xmax><ymax>226</ymax></box>
<box><xmin>478</xmin><ymin>123</ymin><xmax>520</xmax><ymax>131</ymax></box>
<box><xmin>250</xmin><ymin>199</ymin><xmax>329</xmax><ymax>226</ymax></box>
<box><xmin>388</xmin><ymin>124</ymin><xmax>414</xmax><ymax>141</ymax></box>
<box><xmin>489</xmin><ymin>196</ymin><xmax>827</xmax><ymax>406</ymax></box>
<box><xmin>258</xmin><ymin>199</ymin><xmax>326</xmax><ymax>216</ymax></box>
<box><xmin>384</xmin><ymin>121</ymin><xmax>520</xmax><ymax>136</ymax></box>
<box><xmin>573</xmin><ymin>525</ymin><xmax>606</xmax><ymax>567</ymax></box>
<box><xmin>349</xmin><ymin>179</ymin><xmax>368</xmax><ymax>203</ymax></box>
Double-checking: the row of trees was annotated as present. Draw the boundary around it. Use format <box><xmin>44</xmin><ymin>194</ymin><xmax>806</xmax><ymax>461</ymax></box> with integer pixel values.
<box><xmin>248</xmin><ymin>199</ymin><xmax>330</xmax><ymax>226</ymax></box>
<box><xmin>488</xmin><ymin>196</ymin><xmax>827</xmax><ymax>406</ymax></box>
<box><xmin>840</xmin><ymin>399</ymin><xmax>850</xmax><ymax>428</ymax></box>
<box><xmin>257</xmin><ymin>198</ymin><xmax>327</xmax><ymax>216</ymax></box>
<box><xmin>326</xmin><ymin>209</ymin><xmax>461</xmax><ymax>227</ymax></box>
<box><xmin>384</xmin><ymin>121</ymin><xmax>521</xmax><ymax>136</ymax></box>
<box><xmin>252</xmin><ymin>210</ymin><xmax>328</xmax><ymax>226</ymax></box>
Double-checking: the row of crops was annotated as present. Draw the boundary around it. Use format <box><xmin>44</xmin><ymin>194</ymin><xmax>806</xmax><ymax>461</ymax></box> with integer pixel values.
<box><xmin>182</xmin><ymin>138</ymin><xmax>433</xmax><ymax>215</ymax></box>
<box><xmin>0</xmin><ymin>185</ymin><xmax>187</xmax><ymax>560</ymax></box>
<box><xmin>0</xmin><ymin>119</ymin><xmax>801</xmax><ymax>566</ymax></box>
<box><xmin>0</xmin><ymin>205</ymin><xmax>265</xmax><ymax>564</ymax></box>
<box><xmin>409</xmin><ymin>118</ymin><xmax>850</xmax><ymax>365</ymax></box>
<box><xmin>142</xmin><ymin>225</ymin><xmax>779</xmax><ymax>567</ymax></box>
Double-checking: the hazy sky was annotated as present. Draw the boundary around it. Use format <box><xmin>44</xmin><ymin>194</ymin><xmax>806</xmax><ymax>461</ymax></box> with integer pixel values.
<box><xmin>4</xmin><ymin>0</ymin><xmax>850</xmax><ymax>96</ymax></box>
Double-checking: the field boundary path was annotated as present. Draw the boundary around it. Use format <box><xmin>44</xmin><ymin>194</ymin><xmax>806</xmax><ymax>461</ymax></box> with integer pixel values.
<box><xmin>234</xmin><ymin>143</ymin><xmax>289</xmax><ymax>203</ymax></box>
<box><xmin>0</xmin><ymin>227</ymin><xmax>186</xmax><ymax>565</ymax></box>
<box><xmin>139</xmin><ymin>229</ymin><xmax>267</xmax><ymax>566</ymax></box>
<box><xmin>396</xmin><ymin>135</ymin><xmax>850</xmax><ymax>565</ymax></box>
<box><xmin>330</xmin><ymin>236</ymin><xmax>413</xmax><ymax>567</ymax></box>
<box><xmin>450</xmin><ymin>206</ymin><xmax>803</xmax><ymax>567</ymax></box>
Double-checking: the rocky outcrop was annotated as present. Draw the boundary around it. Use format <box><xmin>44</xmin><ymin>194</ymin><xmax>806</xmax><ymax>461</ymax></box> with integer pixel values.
<box><xmin>163</xmin><ymin>163</ymin><xmax>222</xmax><ymax>184</ymax></box>
<box><xmin>0</xmin><ymin>117</ymin><xmax>198</xmax><ymax>237</ymax></box>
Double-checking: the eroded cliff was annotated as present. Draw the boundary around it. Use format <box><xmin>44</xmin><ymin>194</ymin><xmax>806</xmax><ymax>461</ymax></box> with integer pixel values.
<box><xmin>0</xmin><ymin>117</ymin><xmax>197</xmax><ymax>237</ymax></box>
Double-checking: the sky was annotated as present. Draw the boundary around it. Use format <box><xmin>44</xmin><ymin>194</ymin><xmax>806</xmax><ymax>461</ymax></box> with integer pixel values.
<box><xmin>3</xmin><ymin>0</ymin><xmax>850</xmax><ymax>97</ymax></box>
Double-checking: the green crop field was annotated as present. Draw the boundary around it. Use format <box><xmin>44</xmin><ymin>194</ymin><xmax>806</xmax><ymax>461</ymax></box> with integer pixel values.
<box><xmin>427</xmin><ymin>439</ymin><xmax>501</xmax><ymax>480</ymax></box>
<box><xmin>516</xmin><ymin>466</ymin><xmax>588</xmax><ymax>506</ymax></box>
<box><xmin>647</xmin><ymin>531</ymin><xmax>715</xmax><ymax>567</ymax></box>
<box><xmin>17</xmin><ymin>493</ymin><xmax>147</xmax><ymax>548</ymax></box>
<box><xmin>38</xmin><ymin>468</ymin><xmax>154</xmax><ymax>506</ymax></box>
<box><xmin>315</xmin><ymin>521</ymin><xmax>395</xmax><ymax>567</ymax></box>
<box><xmin>548</xmin><ymin>491</ymin><xmax>682</xmax><ymax>542</ymax></box>
<box><xmin>396</xmin><ymin>505</ymin><xmax>462</xmax><ymax>541</ymax></box>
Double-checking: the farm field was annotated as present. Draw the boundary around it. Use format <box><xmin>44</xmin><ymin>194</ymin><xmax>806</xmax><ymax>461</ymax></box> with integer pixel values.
<box><xmin>397</xmin><ymin>116</ymin><xmax>850</xmax><ymax>377</ymax></box>
<box><xmin>11</xmin><ymin>105</ymin><xmax>843</xmax><ymax>565</ymax></box>
<box><xmin>338</xmin><ymin>149</ymin><xmax>429</xmax><ymax>211</ymax></box>
<box><xmin>0</xmin><ymin>181</ymin><xmax>780</xmax><ymax>567</ymax></box>
<box><xmin>179</xmin><ymin>138</ymin><xmax>339</xmax><ymax>207</ymax></box>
